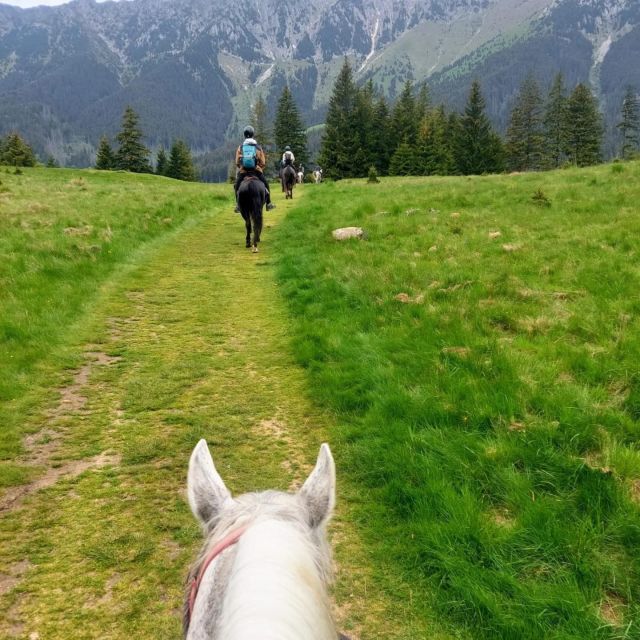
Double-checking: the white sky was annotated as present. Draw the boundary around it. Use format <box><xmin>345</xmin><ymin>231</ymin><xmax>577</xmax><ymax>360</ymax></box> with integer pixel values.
<box><xmin>2</xmin><ymin>0</ymin><xmax>113</xmax><ymax>7</ymax></box>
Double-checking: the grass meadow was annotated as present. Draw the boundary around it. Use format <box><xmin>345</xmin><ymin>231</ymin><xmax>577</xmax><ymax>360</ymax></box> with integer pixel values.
<box><xmin>0</xmin><ymin>168</ymin><xmax>219</xmax><ymax>488</ymax></box>
<box><xmin>1</xmin><ymin>163</ymin><xmax>639</xmax><ymax>639</ymax></box>
<box><xmin>275</xmin><ymin>162</ymin><xmax>640</xmax><ymax>639</ymax></box>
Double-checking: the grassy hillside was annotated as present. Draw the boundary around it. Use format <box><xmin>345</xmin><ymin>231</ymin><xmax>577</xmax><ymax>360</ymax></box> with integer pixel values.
<box><xmin>275</xmin><ymin>163</ymin><xmax>640</xmax><ymax>639</ymax></box>
<box><xmin>0</xmin><ymin>168</ymin><xmax>222</xmax><ymax>485</ymax></box>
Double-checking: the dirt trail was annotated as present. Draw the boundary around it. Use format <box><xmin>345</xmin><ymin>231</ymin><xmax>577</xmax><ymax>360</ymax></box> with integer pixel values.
<box><xmin>0</xmin><ymin>190</ymin><xmax>430</xmax><ymax>639</ymax></box>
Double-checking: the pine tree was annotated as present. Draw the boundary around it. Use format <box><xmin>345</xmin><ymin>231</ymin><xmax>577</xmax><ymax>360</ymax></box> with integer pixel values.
<box><xmin>274</xmin><ymin>86</ymin><xmax>308</xmax><ymax>168</ymax></box>
<box><xmin>543</xmin><ymin>73</ymin><xmax>569</xmax><ymax>168</ymax></box>
<box><xmin>505</xmin><ymin>74</ymin><xmax>544</xmax><ymax>171</ymax></box>
<box><xmin>156</xmin><ymin>147</ymin><xmax>168</xmax><ymax>175</ymax></box>
<box><xmin>421</xmin><ymin>105</ymin><xmax>453</xmax><ymax>175</ymax></box>
<box><xmin>95</xmin><ymin>135</ymin><xmax>114</xmax><ymax>170</ymax></box>
<box><xmin>45</xmin><ymin>155</ymin><xmax>60</xmax><ymax>168</ymax></box>
<box><xmin>114</xmin><ymin>106</ymin><xmax>151</xmax><ymax>173</ymax></box>
<box><xmin>0</xmin><ymin>132</ymin><xmax>36</xmax><ymax>167</ymax></box>
<box><xmin>617</xmin><ymin>85</ymin><xmax>640</xmax><ymax>159</ymax></box>
<box><xmin>391</xmin><ymin>79</ymin><xmax>416</xmax><ymax>145</ymax></box>
<box><xmin>566</xmin><ymin>83</ymin><xmax>602</xmax><ymax>167</ymax></box>
<box><xmin>166</xmin><ymin>139</ymin><xmax>197</xmax><ymax>181</ymax></box>
<box><xmin>371</xmin><ymin>95</ymin><xmax>392</xmax><ymax>175</ymax></box>
<box><xmin>353</xmin><ymin>80</ymin><xmax>377</xmax><ymax>178</ymax></box>
<box><xmin>253</xmin><ymin>94</ymin><xmax>271</xmax><ymax>150</ymax></box>
<box><xmin>388</xmin><ymin>142</ymin><xmax>413</xmax><ymax>176</ymax></box>
<box><xmin>318</xmin><ymin>59</ymin><xmax>361</xmax><ymax>180</ymax></box>
<box><xmin>455</xmin><ymin>80</ymin><xmax>504</xmax><ymax>175</ymax></box>
<box><xmin>415</xmin><ymin>84</ymin><xmax>431</xmax><ymax>123</ymax></box>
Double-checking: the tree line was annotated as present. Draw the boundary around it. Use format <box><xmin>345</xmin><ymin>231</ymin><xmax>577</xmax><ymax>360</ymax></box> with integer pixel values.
<box><xmin>317</xmin><ymin>59</ymin><xmax>640</xmax><ymax>180</ymax></box>
<box><xmin>2</xmin><ymin>66</ymin><xmax>638</xmax><ymax>180</ymax></box>
<box><xmin>95</xmin><ymin>106</ymin><xmax>197</xmax><ymax>181</ymax></box>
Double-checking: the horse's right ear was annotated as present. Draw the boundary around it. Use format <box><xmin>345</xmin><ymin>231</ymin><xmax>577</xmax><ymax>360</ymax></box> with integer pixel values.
<box><xmin>188</xmin><ymin>440</ymin><xmax>233</xmax><ymax>527</ymax></box>
<box><xmin>299</xmin><ymin>443</ymin><xmax>336</xmax><ymax>529</ymax></box>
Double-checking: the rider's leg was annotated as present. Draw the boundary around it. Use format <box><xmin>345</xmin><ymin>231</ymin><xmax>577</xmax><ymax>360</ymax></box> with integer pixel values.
<box><xmin>233</xmin><ymin>171</ymin><xmax>244</xmax><ymax>212</ymax></box>
<box><xmin>257</xmin><ymin>173</ymin><xmax>276</xmax><ymax>210</ymax></box>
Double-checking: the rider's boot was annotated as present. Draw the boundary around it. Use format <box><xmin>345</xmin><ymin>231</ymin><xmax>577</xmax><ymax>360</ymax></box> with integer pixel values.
<box><xmin>265</xmin><ymin>190</ymin><xmax>276</xmax><ymax>210</ymax></box>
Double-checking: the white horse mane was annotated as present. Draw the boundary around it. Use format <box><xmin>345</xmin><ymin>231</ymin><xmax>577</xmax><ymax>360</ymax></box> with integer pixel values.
<box><xmin>185</xmin><ymin>441</ymin><xmax>336</xmax><ymax>640</ymax></box>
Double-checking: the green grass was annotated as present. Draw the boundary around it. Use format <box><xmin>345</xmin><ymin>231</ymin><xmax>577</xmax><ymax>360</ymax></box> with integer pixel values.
<box><xmin>0</xmin><ymin>172</ymin><xmax>419</xmax><ymax>639</ymax></box>
<box><xmin>0</xmin><ymin>167</ymin><xmax>221</xmax><ymax>478</ymax></box>
<box><xmin>274</xmin><ymin>163</ymin><xmax>640</xmax><ymax>638</ymax></box>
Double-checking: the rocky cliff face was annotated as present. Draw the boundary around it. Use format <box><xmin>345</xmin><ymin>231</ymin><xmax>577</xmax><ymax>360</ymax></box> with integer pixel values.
<box><xmin>0</xmin><ymin>0</ymin><xmax>637</xmax><ymax>166</ymax></box>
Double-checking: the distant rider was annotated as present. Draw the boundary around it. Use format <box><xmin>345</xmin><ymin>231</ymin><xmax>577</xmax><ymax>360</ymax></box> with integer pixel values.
<box><xmin>234</xmin><ymin>126</ymin><xmax>275</xmax><ymax>212</ymax></box>
<box><xmin>281</xmin><ymin>145</ymin><xmax>295</xmax><ymax>169</ymax></box>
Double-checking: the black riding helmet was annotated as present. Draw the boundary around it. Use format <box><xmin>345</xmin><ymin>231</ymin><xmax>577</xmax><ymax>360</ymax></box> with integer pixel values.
<box><xmin>244</xmin><ymin>126</ymin><xmax>255</xmax><ymax>138</ymax></box>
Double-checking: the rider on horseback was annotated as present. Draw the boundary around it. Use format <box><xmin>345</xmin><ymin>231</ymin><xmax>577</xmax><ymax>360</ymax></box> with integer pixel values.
<box><xmin>234</xmin><ymin>126</ymin><xmax>275</xmax><ymax>213</ymax></box>
<box><xmin>281</xmin><ymin>145</ymin><xmax>295</xmax><ymax>169</ymax></box>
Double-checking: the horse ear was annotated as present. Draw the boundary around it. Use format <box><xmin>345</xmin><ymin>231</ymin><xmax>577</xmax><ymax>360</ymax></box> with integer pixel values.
<box><xmin>299</xmin><ymin>443</ymin><xmax>335</xmax><ymax>529</ymax></box>
<box><xmin>188</xmin><ymin>440</ymin><xmax>233</xmax><ymax>526</ymax></box>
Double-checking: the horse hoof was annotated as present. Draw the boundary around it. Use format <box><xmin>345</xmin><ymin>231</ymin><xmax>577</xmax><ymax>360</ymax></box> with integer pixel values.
<box><xmin>252</xmin><ymin>246</ymin><xmax>259</xmax><ymax>253</ymax></box>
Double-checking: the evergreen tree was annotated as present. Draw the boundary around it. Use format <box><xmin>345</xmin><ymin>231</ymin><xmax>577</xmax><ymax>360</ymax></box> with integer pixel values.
<box><xmin>167</xmin><ymin>139</ymin><xmax>197</xmax><ymax>181</ymax></box>
<box><xmin>455</xmin><ymin>80</ymin><xmax>504</xmax><ymax>175</ymax></box>
<box><xmin>318</xmin><ymin>59</ymin><xmax>361</xmax><ymax>180</ymax></box>
<box><xmin>0</xmin><ymin>132</ymin><xmax>36</xmax><ymax>167</ymax></box>
<box><xmin>543</xmin><ymin>73</ymin><xmax>569</xmax><ymax>168</ymax></box>
<box><xmin>421</xmin><ymin>105</ymin><xmax>453</xmax><ymax>175</ymax></box>
<box><xmin>617</xmin><ymin>85</ymin><xmax>640</xmax><ymax>159</ymax></box>
<box><xmin>353</xmin><ymin>80</ymin><xmax>377</xmax><ymax>178</ymax></box>
<box><xmin>95</xmin><ymin>135</ymin><xmax>115</xmax><ymax>170</ymax></box>
<box><xmin>391</xmin><ymin>79</ymin><xmax>416</xmax><ymax>145</ymax></box>
<box><xmin>415</xmin><ymin>84</ymin><xmax>431</xmax><ymax>123</ymax></box>
<box><xmin>155</xmin><ymin>147</ymin><xmax>168</xmax><ymax>175</ymax></box>
<box><xmin>505</xmin><ymin>74</ymin><xmax>544</xmax><ymax>171</ymax></box>
<box><xmin>389</xmin><ymin>141</ymin><xmax>413</xmax><ymax>176</ymax></box>
<box><xmin>273</xmin><ymin>86</ymin><xmax>308</xmax><ymax>168</ymax></box>
<box><xmin>45</xmin><ymin>155</ymin><xmax>60</xmax><ymax>168</ymax></box>
<box><xmin>114</xmin><ymin>106</ymin><xmax>151</xmax><ymax>173</ymax></box>
<box><xmin>252</xmin><ymin>94</ymin><xmax>271</xmax><ymax>150</ymax></box>
<box><xmin>371</xmin><ymin>95</ymin><xmax>392</xmax><ymax>175</ymax></box>
<box><xmin>565</xmin><ymin>83</ymin><xmax>602</xmax><ymax>167</ymax></box>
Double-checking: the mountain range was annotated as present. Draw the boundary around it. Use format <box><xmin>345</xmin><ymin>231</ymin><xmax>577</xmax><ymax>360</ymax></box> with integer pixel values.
<box><xmin>0</xmin><ymin>0</ymin><xmax>638</xmax><ymax>171</ymax></box>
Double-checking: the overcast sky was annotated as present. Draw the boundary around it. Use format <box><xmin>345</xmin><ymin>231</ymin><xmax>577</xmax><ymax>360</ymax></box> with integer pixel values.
<box><xmin>2</xmin><ymin>0</ymin><xmax>113</xmax><ymax>7</ymax></box>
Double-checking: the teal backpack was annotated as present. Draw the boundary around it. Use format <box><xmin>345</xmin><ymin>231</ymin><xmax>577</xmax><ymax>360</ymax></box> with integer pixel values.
<box><xmin>241</xmin><ymin>143</ymin><xmax>258</xmax><ymax>170</ymax></box>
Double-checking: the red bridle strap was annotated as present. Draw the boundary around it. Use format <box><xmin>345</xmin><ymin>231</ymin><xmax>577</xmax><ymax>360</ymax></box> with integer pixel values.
<box><xmin>187</xmin><ymin>525</ymin><xmax>248</xmax><ymax>628</ymax></box>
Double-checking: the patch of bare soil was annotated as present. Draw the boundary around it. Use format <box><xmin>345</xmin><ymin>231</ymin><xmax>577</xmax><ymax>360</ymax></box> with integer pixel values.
<box><xmin>598</xmin><ymin>593</ymin><xmax>626</xmax><ymax>626</ymax></box>
<box><xmin>0</xmin><ymin>560</ymin><xmax>33</xmax><ymax>598</ymax></box>
<box><xmin>0</xmin><ymin>351</ymin><xmax>122</xmax><ymax>516</ymax></box>
<box><xmin>0</xmin><ymin>452</ymin><xmax>121</xmax><ymax>514</ymax></box>
<box><xmin>251</xmin><ymin>418</ymin><xmax>309</xmax><ymax>491</ymax></box>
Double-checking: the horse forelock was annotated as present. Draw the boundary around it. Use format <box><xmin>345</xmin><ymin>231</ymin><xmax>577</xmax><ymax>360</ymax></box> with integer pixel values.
<box><xmin>184</xmin><ymin>490</ymin><xmax>333</xmax><ymax>637</ymax></box>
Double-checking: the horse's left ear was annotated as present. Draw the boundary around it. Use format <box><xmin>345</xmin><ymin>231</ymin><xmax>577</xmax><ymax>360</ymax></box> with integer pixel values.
<box><xmin>299</xmin><ymin>443</ymin><xmax>335</xmax><ymax>529</ymax></box>
<box><xmin>188</xmin><ymin>439</ymin><xmax>233</xmax><ymax>528</ymax></box>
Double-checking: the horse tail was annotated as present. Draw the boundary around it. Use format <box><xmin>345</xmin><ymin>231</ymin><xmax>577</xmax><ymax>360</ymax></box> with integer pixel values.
<box><xmin>250</xmin><ymin>180</ymin><xmax>264</xmax><ymax>247</ymax></box>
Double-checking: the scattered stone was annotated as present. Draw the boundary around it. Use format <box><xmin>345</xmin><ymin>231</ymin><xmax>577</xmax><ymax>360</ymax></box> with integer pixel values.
<box><xmin>488</xmin><ymin>231</ymin><xmax>502</xmax><ymax>239</ymax></box>
<box><xmin>441</xmin><ymin>346</ymin><xmax>470</xmax><ymax>357</ymax></box>
<box><xmin>394</xmin><ymin>292</ymin><xmax>424</xmax><ymax>304</ymax></box>
<box><xmin>332</xmin><ymin>227</ymin><xmax>365</xmax><ymax>241</ymax></box>
<box><xmin>502</xmin><ymin>243</ymin><xmax>522</xmax><ymax>252</ymax></box>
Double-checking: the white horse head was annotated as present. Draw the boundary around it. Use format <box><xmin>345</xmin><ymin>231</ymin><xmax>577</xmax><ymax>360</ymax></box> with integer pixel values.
<box><xmin>185</xmin><ymin>440</ymin><xmax>337</xmax><ymax>640</ymax></box>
